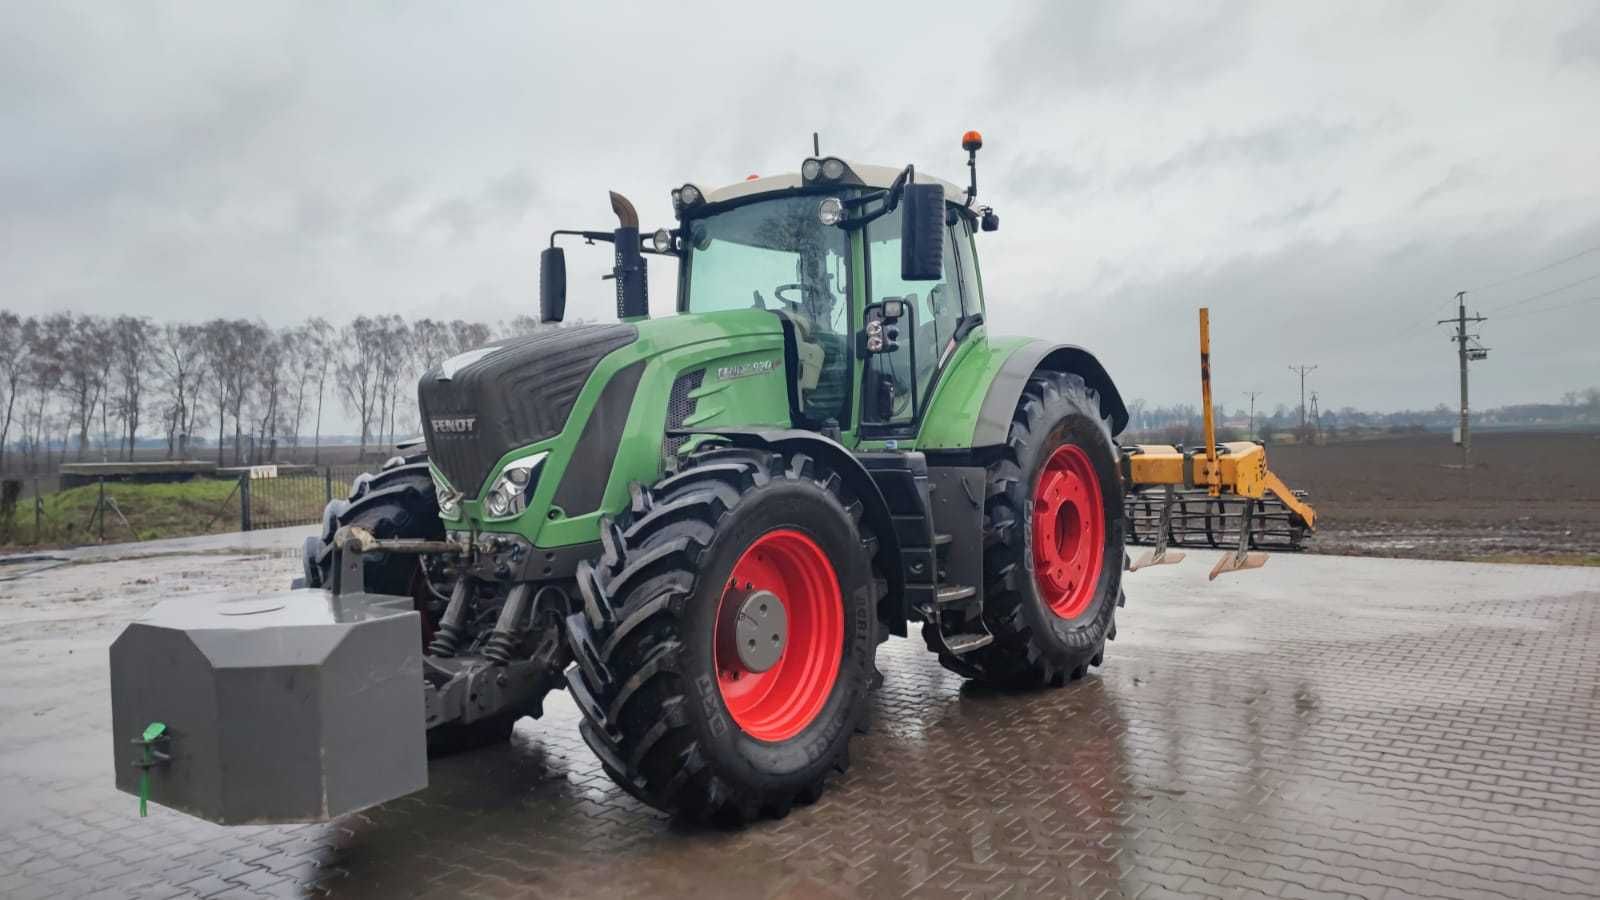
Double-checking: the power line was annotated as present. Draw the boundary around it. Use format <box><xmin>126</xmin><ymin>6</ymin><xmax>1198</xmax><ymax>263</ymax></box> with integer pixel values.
<box><xmin>1496</xmin><ymin>294</ymin><xmax>1600</xmax><ymax>321</ymax></box>
<box><xmin>1471</xmin><ymin>243</ymin><xmax>1600</xmax><ymax>292</ymax></box>
<box><xmin>1485</xmin><ymin>269</ymin><xmax>1600</xmax><ymax>313</ymax></box>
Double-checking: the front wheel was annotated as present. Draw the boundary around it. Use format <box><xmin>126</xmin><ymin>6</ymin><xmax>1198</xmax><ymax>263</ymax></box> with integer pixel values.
<box><xmin>935</xmin><ymin>371</ymin><xmax>1126</xmax><ymax>688</ymax></box>
<box><xmin>565</xmin><ymin>448</ymin><xmax>879</xmax><ymax>824</ymax></box>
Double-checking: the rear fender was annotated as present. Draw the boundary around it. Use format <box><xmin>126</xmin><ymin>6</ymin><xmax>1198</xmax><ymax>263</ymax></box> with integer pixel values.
<box><xmin>977</xmin><ymin>343</ymin><xmax>1129</xmax><ymax>442</ymax></box>
<box><xmin>918</xmin><ymin>338</ymin><xmax>1128</xmax><ymax>450</ymax></box>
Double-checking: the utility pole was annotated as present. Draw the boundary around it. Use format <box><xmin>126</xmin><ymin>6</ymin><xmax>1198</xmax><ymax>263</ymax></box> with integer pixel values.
<box><xmin>1309</xmin><ymin>391</ymin><xmax>1321</xmax><ymax>441</ymax></box>
<box><xmin>1288</xmin><ymin>365</ymin><xmax>1317</xmax><ymax>435</ymax></box>
<box><xmin>1243</xmin><ymin>391</ymin><xmax>1262</xmax><ymax>440</ymax></box>
<box><xmin>1437</xmin><ymin>291</ymin><xmax>1489</xmax><ymax>465</ymax></box>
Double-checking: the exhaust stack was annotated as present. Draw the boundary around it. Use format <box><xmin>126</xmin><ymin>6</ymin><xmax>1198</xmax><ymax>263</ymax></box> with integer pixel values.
<box><xmin>609</xmin><ymin>191</ymin><xmax>649</xmax><ymax>321</ymax></box>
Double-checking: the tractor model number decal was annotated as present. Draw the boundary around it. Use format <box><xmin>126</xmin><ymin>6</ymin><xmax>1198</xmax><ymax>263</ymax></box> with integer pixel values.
<box><xmin>715</xmin><ymin>359</ymin><xmax>776</xmax><ymax>381</ymax></box>
<box><xmin>430</xmin><ymin>416</ymin><xmax>478</xmax><ymax>434</ymax></box>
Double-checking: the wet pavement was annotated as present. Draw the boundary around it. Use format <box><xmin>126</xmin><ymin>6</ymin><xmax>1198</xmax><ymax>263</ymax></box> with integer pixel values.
<box><xmin>1</xmin><ymin>537</ymin><xmax>1597</xmax><ymax>899</ymax></box>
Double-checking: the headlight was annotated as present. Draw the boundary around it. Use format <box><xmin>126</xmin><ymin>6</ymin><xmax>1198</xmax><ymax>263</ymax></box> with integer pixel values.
<box><xmin>652</xmin><ymin>227</ymin><xmax>674</xmax><ymax>253</ymax></box>
<box><xmin>678</xmin><ymin>183</ymin><xmax>703</xmax><ymax>206</ymax></box>
<box><xmin>801</xmin><ymin>158</ymin><xmax>822</xmax><ymax>180</ymax></box>
<box><xmin>430</xmin><ymin>467</ymin><xmax>463</xmax><ymax>519</ymax></box>
<box><xmin>817</xmin><ymin>197</ymin><xmax>844</xmax><ymax>226</ymax></box>
<box><xmin>481</xmin><ymin>452</ymin><xmax>548</xmax><ymax>521</ymax></box>
<box><xmin>820</xmin><ymin>157</ymin><xmax>846</xmax><ymax>180</ymax></box>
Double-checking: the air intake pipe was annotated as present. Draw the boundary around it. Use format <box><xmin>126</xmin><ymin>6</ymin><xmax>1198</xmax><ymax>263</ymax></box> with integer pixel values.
<box><xmin>609</xmin><ymin>191</ymin><xmax>649</xmax><ymax>321</ymax></box>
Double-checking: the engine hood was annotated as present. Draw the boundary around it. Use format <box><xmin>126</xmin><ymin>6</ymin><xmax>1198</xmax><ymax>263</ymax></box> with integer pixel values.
<box><xmin>417</xmin><ymin>322</ymin><xmax>639</xmax><ymax>496</ymax></box>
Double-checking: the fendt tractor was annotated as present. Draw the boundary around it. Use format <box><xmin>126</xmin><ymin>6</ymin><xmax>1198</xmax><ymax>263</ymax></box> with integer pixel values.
<box><xmin>111</xmin><ymin>133</ymin><xmax>1315</xmax><ymax>827</ymax></box>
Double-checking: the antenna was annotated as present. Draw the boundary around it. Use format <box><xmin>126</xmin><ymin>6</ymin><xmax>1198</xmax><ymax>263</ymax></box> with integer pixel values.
<box><xmin>812</xmin><ymin>132</ymin><xmax>820</xmax><ymax>156</ymax></box>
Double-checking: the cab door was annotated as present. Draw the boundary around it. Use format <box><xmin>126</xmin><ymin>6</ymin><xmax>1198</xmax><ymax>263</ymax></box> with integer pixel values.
<box><xmin>860</xmin><ymin>206</ymin><xmax>970</xmax><ymax>436</ymax></box>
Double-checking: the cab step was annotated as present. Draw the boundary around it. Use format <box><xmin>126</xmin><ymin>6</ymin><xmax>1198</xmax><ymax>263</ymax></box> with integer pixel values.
<box><xmin>934</xmin><ymin>583</ymin><xmax>976</xmax><ymax>606</ymax></box>
<box><xmin>939</xmin><ymin>631</ymin><xmax>994</xmax><ymax>654</ymax></box>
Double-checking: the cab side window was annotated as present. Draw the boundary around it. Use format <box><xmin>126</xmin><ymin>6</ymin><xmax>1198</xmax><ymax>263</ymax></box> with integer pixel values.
<box><xmin>865</xmin><ymin>205</ymin><xmax>960</xmax><ymax>422</ymax></box>
<box><xmin>952</xmin><ymin>216</ymin><xmax>984</xmax><ymax>316</ymax></box>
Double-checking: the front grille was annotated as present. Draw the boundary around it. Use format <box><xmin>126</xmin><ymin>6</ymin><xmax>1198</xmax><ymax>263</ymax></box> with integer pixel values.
<box><xmin>661</xmin><ymin>369</ymin><xmax>705</xmax><ymax>469</ymax></box>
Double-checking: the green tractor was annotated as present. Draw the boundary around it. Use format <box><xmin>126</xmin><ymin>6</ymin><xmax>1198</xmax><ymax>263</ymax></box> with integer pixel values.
<box><xmin>112</xmin><ymin>134</ymin><xmax>1136</xmax><ymax>827</ymax></box>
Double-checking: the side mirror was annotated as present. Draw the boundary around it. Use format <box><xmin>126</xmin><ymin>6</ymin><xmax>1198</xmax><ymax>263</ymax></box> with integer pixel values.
<box><xmin>540</xmin><ymin>247</ymin><xmax>567</xmax><ymax>323</ymax></box>
<box><xmin>900</xmin><ymin>183</ymin><xmax>944</xmax><ymax>281</ymax></box>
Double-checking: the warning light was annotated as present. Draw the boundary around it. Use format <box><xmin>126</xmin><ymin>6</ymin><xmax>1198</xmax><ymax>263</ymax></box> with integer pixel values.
<box><xmin>746</xmin><ymin>173</ymin><xmax>760</xmax><ymax>181</ymax></box>
<box><xmin>961</xmin><ymin>130</ymin><xmax>983</xmax><ymax>152</ymax></box>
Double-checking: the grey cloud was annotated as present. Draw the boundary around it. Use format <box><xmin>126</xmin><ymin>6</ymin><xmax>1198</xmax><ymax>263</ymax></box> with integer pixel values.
<box><xmin>988</xmin><ymin>0</ymin><xmax>1254</xmax><ymax>100</ymax></box>
<box><xmin>1411</xmin><ymin>164</ymin><xmax>1476</xmax><ymax>209</ymax></box>
<box><xmin>1116</xmin><ymin>120</ymin><xmax>1363</xmax><ymax>190</ymax></box>
<box><xmin>1245</xmin><ymin>190</ymin><xmax>1342</xmax><ymax>230</ymax></box>
<box><xmin>1558</xmin><ymin>8</ymin><xmax>1600</xmax><ymax>66</ymax></box>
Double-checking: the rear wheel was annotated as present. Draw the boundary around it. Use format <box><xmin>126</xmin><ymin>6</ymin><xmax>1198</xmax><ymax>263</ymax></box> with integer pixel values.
<box><xmin>938</xmin><ymin>371</ymin><xmax>1125</xmax><ymax>688</ymax></box>
<box><xmin>565</xmin><ymin>448</ymin><xmax>879</xmax><ymax>824</ymax></box>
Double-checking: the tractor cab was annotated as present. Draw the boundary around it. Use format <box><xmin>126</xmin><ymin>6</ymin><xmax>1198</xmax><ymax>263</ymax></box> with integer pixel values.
<box><xmin>539</xmin><ymin>141</ymin><xmax>1002</xmax><ymax>451</ymax></box>
<box><xmin>674</xmin><ymin>159</ymin><xmax>992</xmax><ymax>439</ymax></box>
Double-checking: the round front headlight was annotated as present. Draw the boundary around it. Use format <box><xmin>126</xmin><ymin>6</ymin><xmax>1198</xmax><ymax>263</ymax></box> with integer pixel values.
<box><xmin>485</xmin><ymin>489</ymin><xmax>512</xmax><ymax>518</ymax></box>
<box><xmin>506</xmin><ymin>466</ymin><xmax>530</xmax><ymax>486</ymax></box>
<box><xmin>652</xmin><ymin>228</ymin><xmax>674</xmax><ymax>253</ymax></box>
<box><xmin>820</xmin><ymin>157</ymin><xmax>846</xmax><ymax>180</ymax></box>
<box><xmin>801</xmin><ymin>158</ymin><xmax>822</xmax><ymax>180</ymax></box>
<box><xmin>679</xmin><ymin>184</ymin><xmax>702</xmax><ymax>206</ymax></box>
<box><xmin>817</xmin><ymin>197</ymin><xmax>844</xmax><ymax>226</ymax></box>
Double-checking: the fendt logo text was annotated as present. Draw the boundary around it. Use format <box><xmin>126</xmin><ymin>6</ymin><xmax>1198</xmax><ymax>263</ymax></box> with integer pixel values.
<box><xmin>430</xmin><ymin>416</ymin><xmax>477</xmax><ymax>434</ymax></box>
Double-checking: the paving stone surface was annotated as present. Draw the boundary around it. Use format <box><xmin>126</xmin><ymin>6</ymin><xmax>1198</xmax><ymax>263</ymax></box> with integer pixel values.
<box><xmin>1</xmin><ymin>543</ymin><xmax>1597</xmax><ymax>899</ymax></box>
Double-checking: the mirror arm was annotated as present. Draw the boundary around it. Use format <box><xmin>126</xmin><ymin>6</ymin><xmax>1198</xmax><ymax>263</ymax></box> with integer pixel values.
<box><xmin>548</xmin><ymin>229</ymin><xmax>614</xmax><ymax>248</ymax></box>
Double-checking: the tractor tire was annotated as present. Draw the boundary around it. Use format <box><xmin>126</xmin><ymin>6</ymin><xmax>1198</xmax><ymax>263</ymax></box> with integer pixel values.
<box><xmin>305</xmin><ymin>464</ymin><xmax>444</xmax><ymax>597</ymax></box>
<box><xmin>933</xmin><ymin>371</ymin><xmax>1126</xmax><ymax>688</ymax></box>
<box><xmin>565</xmin><ymin>448</ymin><xmax>879</xmax><ymax>825</ymax></box>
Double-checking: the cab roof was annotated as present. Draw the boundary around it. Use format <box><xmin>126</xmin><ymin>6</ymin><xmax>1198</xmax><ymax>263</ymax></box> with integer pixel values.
<box><xmin>701</xmin><ymin>160</ymin><xmax>974</xmax><ymax>209</ymax></box>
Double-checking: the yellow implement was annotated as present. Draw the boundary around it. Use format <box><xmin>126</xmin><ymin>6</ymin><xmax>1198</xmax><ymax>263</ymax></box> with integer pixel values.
<box><xmin>1121</xmin><ymin>309</ymin><xmax>1317</xmax><ymax>579</ymax></box>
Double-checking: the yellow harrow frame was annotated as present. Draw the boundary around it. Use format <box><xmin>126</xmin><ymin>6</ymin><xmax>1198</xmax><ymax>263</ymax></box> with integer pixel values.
<box><xmin>1120</xmin><ymin>309</ymin><xmax>1317</xmax><ymax>579</ymax></box>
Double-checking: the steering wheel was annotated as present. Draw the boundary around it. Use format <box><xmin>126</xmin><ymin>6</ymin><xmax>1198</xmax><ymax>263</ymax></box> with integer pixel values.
<box><xmin>773</xmin><ymin>283</ymin><xmax>804</xmax><ymax>307</ymax></box>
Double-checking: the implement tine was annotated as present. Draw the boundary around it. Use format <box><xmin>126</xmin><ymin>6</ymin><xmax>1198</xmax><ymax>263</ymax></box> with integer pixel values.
<box><xmin>1129</xmin><ymin>485</ymin><xmax>1186</xmax><ymax>572</ymax></box>
<box><xmin>1209</xmin><ymin>500</ymin><xmax>1269</xmax><ymax>580</ymax></box>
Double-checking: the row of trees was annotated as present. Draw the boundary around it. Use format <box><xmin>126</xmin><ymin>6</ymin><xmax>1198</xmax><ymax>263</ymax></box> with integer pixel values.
<box><xmin>0</xmin><ymin>311</ymin><xmax>559</xmax><ymax>474</ymax></box>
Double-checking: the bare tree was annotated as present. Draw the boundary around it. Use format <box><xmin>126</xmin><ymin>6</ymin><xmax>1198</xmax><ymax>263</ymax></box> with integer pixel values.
<box><xmin>0</xmin><ymin>312</ymin><xmax>24</xmax><ymax>472</ymax></box>
<box><xmin>200</xmin><ymin>319</ymin><xmax>254</xmax><ymax>466</ymax></box>
<box><xmin>111</xmin><ymin>316</ymin><xmax>157</xmax><ymax>459</ymax></box>
<box><xmin>155</xmin><ymin>322</ymin><xmax>206</xmax><ymax>458</ymax></box>
<box><xmin>248</xmin><ymin>326</ymin><xmax>288</xmax><ymax>463</ymax></box>
<box><xmin>336</xmin><ymin>317</ymin><xmax>384</xmax><ymax>458</ymax></box>
<box><xmin>21</xmin><ymin>315</ymin><xmax>69</xmax><ymax>471</ymax></box>
<box><xmin>303</xmin><ymin>317</ymin><xmax>335</xmax><ymax>463</ymax></box>
<box><xmin>59</xmin><ymin>315</ymin><xmax>113</xmax><ymax>459</ymax></box>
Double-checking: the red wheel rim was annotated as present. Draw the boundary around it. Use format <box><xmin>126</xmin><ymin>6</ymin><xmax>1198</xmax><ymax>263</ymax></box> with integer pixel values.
<box><xmin>1032</xmin><ymin>444</ymin><xmax>1106</xmax><ymax>620</ymax></box>
<box><xmin>714</xmin><ymin>529</ymin><xmax>844</xmax><ymax>742</ymax></box>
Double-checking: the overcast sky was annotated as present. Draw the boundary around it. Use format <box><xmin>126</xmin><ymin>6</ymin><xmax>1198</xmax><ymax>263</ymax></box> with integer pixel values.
<box><xmin>4</xmin><ymin>1</ymin><xmax>1598</xmax><ymax>416</ymax></box>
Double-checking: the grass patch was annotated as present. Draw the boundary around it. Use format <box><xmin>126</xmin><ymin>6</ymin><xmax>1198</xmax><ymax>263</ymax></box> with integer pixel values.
<box><xmin>1</xmin><ymin>477</ymin><xmax>332</xmax><ymax>548</ymax></box>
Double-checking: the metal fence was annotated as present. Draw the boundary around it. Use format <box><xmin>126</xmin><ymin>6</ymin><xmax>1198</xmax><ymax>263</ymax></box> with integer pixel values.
<box><xmin>0</xmin><ymin>465</ymin><xmax>372</xmax><ymax>548</ymax></box>
<box><xmin>235</xmin><ymin>465</ymin><xmax>369</xmax><ymax>531</ymax></box>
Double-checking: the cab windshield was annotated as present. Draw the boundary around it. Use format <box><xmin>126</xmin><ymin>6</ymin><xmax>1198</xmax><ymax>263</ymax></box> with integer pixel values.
<box><xmin>682</xmin><ymin>195</ymin><xmax>852</xmax><ymax>422</ymax></box>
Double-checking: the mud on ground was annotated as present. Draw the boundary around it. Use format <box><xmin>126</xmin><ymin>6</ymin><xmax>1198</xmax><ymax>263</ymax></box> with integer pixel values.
<box><xmin>1266</xmin><ymin>429</ymin><xmax>1600</xmax><ymax>562</ymax></box>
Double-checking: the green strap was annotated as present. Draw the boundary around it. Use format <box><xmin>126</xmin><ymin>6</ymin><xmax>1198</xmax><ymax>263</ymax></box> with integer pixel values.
<box><xmin>137</xmin><ymin>722</ymin><xmax>166</xmax><ymax>817</ymax></box>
